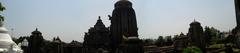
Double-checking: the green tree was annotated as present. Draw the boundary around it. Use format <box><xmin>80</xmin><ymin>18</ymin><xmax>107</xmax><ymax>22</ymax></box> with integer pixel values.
<box><xmin>183</xmin><ymin>46</ymin><xmax>203</xmax><ymax>53</ymax></box>
<box><xmin>204</xmin><ymin>26</ymin><xmax>211</xmax><ymax>46</ymax></box>
<box><xmin>0</xmin><ymin>3</ymin><xmax>5</xmax><ymax>11</ymax></box>
<box><xmin>142</xmin><ymin>39</ymin><xmax>154</xmax><ymax>46</ymax></box>
<box><xmin>204</xmin><ymin>26</ymin><xmax>221</xmax><ymax>45</ymax></box>
<box><xmin>155</xmin><ymin>36</ymin><xmax>164</xmax><ymax>47</ymax></box>
<box><xmin>0</xmin><ymin>2</ymin><xmax>5</xmax><ymax>21</ymax></box>
<box><xmin>165</xmin><ymin>36</ymin><xmax>173</xmax><ymax>46</ymax></box>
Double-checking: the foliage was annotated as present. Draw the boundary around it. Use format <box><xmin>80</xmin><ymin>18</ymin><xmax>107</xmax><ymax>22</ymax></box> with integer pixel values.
<box><xmin>0</xmin><ymin>3</ymin><xmax>5</xmax><ymax>11</ymax></box>
<box><xmin>0</xmin><ymin>2</ymin><xmax>5</xmax><ymax>21</ymax></box>
<box><xmin>142</xmin><ymin>39</ymin><xmax>155</xmax><ymax>46</ymax></box>
<box><xmin>165</xmin><ymin>36</ymin><xmax>173</xmax><ymax>46</ymax></box>
<box><xmin>12</xmin><ymin>37</ymin><xmax>18</xmax><ymax>43</ymax></box>
<box><xmin>154</xmin><ymin>35</ymin><xmax>174</xmax><ymax>47</ymax></box>
<box><xmin>11</xmin><ymin>36</ymin><xmax>30</xmax><ymax>44</ymax></box>
<box><xmin>204</xmin><ymin>26</ymin><xmax>222</xmax><ymax>46</ymax></box>
<box><xmin>155</xmin><ymin>36</ymin><xmax>164</xmax><ymax>47</ymax></box>
<box><xmin>183</xmin><ymin>46</ymin><xmax>203</xmax><ymax>53</ymax></box>
<box><xmin>208</xmin><ymin>44</ymin><xmax>225</xmax><ymax>48</ymax></box>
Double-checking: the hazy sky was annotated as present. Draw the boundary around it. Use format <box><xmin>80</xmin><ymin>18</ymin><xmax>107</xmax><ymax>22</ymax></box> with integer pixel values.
<box><xmin>0</xmin><ymin>0</ymin><xmax>236</xmax><ymax>42</ymax></box>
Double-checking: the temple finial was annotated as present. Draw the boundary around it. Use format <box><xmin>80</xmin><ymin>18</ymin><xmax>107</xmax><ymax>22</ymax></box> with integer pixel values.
<box><xmin>98</xmin><ymin>16</ymin><xmax>101</xmax><ymax>20</ymax></box>
<box><xmin>35</xmin><ymin>28</ymin><xmax>38</xmax><ymax>31</ymax></box>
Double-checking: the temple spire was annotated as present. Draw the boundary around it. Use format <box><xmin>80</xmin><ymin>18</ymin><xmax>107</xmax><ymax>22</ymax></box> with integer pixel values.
<box><xmin>98</xmin><ymin>16</ymin><xmax>100</xmax><ymax>19</ymax></box>
<box><xmin>94</xmin><ymin>16</ymin><xmax>105</xmax><ymax>28</ymax></box>
<box><xmin>35</xmin><ymin>28</ymin><xmax>38</xmax><ymax>31</ymax></box>
<box><xmin>98</xmin><ymin>16</ymin><xmax>101</xmax><ymax>21</ymax></box>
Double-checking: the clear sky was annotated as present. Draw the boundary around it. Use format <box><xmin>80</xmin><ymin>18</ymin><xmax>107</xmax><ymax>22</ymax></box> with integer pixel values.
<box><xmin>0</xmin><ymin>0</ymin><xmax>236</xmax><ymax>42</ymax></box>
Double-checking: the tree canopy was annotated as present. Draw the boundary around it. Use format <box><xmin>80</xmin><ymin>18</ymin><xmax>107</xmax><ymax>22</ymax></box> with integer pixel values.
<box><xmin>0</xmin><ymin>2</ymin><xmax>5</xmax><ymax>21</ymax></box>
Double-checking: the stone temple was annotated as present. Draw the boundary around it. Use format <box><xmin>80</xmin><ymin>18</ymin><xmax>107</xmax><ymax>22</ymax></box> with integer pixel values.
<box><xmin>109</xmin><ymin>0</ymin><xmax>143</xmax><ymax>53</ymax></box>
<box><xmin>187</xmin><ymin>20</ymin><xmax>206</xmax><ymax>52</ymax></box>
<box><xmin>83</xmin><ymin>0</ymin><xmax>144</xmax><ymax>53</ymax></box>
<box><xmin>83</xmin><ymin>16</ymin><xmax>111</xmax><ymax>53</ymax></box>
<box><xmin>235</xmin><ymin>0</ymin><xmax>240</xmax><ymax>28</ymax></box>
<box><xmin>233</xmin><ymin>0</ymin><xmax>240</xmax><ymax>48</ymax></box>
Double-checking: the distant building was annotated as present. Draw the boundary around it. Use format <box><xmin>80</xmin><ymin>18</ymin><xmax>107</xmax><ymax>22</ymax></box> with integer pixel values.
<box><xmin>63</xmin><ymin>40</ymin><xmax>83</xmax><ymax>53</ymax></box>
<box><xmin>173</xmin><ymin>33</ymin><xmax>188</xmax><ymax>53</ymax></box>
<box><xmin>83</xmin><ymin>16</ymin><xmax>111</xmax><ymax>53</ymax></box>
<box><xmin>28</xmin><ymin>28</ymin><xmax>45</xmax><ymax>53</ymax></box>
<box><xmin>187</xmin><ymin>20</ymin><xmax>206</xmax><ymax>52</ymax></box>
<box><xmin>22</xmin><ymin>28</ymin><xmax>85</xmax><ymax>53</ymax></box>
<box><xmin>21</xmin><ymin>39</ymin><xmax>28</xmax><ymax>53</ymax></box>
<box><xmin>51</xmin><ymin>36</ymin><xmax>64</xmax><ymax>53</ymax></box>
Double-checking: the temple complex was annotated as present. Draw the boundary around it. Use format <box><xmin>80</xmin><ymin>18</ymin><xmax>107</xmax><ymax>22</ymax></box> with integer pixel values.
<box><xmin>2</xmin><ymin>0</ymin><xmax>240</xmax><ymax>53</ymax></box>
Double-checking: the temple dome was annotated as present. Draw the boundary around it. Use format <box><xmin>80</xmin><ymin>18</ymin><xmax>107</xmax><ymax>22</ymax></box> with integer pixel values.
<box><xmin>190</xmin><ymin>20</ymin><xmax>201</xmax><ymax>25</ymax></box>
<box><xmin>94</xmin><ymin>16</ymin><xmax>105</xmax><ymax>28</ymax></box>
<box><xmin>114</xmin><ymin>0</ymin><xmax>132</xmax><ymax>8</ymax></box>
<box><xmin>32</xmin><ymin>28</ymin><xmax>41</xmax><ymax>34</ymax></box>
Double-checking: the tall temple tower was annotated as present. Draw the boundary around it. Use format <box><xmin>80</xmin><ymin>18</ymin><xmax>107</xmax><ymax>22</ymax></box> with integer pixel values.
<box><xmin>109</xmin><ymin>0</ymin><xmax>138</xmax><ymax>49</ymax></box>
<box><xmin>110</xmin><ymin>0</ymin><xmax>138</xmax><ymax>37</ymax></box>
<box><xmin>28</xmin><ymin>28</ymin><xmax>44</xmax><ymax>53</ymax></box>
<box><xmin>187</xmin><ymin>20</ymin><xmax>206</xmax><ymax>52</ymax></box>
<box><xmin>235</xmin><ymin>0</ymin><xmax>240</xmax><ymax>27</ymax></box>
<box><xmin>233</xmin><ymin>0</ymin><xmax>240</xmax><ymax>49</ymax></box>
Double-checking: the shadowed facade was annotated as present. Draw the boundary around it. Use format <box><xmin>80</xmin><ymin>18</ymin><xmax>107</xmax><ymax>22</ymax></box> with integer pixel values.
<box><xmin>109</xmin><ymin>0</ymin><xmax>139</xmax><ymax>52</ymax></box>
<box><xmin>235</xmin><ymin>0</ymin><xmax>240</xmax><ymax>27</ymax></box>
<box><xmin>83</xmin><ymin>16</ymin><xmax>111</xmax><ymax>53</ymax></box>
<box><xmin>187</xmin><ymin>20</ymin><xmax>206</xmax><ymax>52</ymax></box>
<box><xmin>28</xmin><ymin>28</ymin><xmax>44</xmax><ymax>53</ymax></box>
<box><xmin>233</xmin><ymin>0</ymin><xmax>240</xmax><ymax>49</ymax></box>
